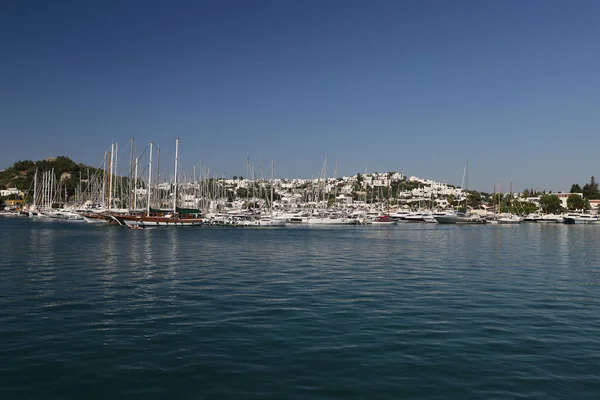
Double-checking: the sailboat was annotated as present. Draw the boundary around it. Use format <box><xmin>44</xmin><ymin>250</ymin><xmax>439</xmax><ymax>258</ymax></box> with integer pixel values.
<box><xmin>114</xmin><ymin>138</ymin><xmax>204</xmax><ymax>227</ymax></box>
<box><xmin>302</xmin><ymin>158</ymin><xmax>359</xmax><ymax>225</ymax></box>
<box><xmin>433</xmin><ymin>161</ymin><xmax>486</xmax><ymax>224</ymax></box>
<box><xmin>497</xmin><ymin>182</ymin><xmax>522</xmax><ymax>224</ymax></box>
<box><xmin>28</xmin><ymin>168</ymin><xmax>38</xmax><ymax>217</ymax></box>
<box><xmin>239</xmin><ymin>161</ymin><xmax>286</xmax><ymax>226</ymax></box>
<box><xmin>82</xmin><ymin>145</ymin><xmax>120</xmax><ymax>224</ymax></box>
<box><xmin>372</xmin><ymin>176</ymin><xmax>397</xmax><ymax>225</ymax></box>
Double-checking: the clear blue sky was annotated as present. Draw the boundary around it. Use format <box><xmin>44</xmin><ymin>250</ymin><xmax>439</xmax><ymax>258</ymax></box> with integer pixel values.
<box><xmin>2</xmin><ymin>0</ymin><xmax>599</xmax><ymax>192</ymax></box>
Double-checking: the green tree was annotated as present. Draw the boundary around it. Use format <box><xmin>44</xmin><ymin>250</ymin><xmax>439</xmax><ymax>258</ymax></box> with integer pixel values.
<box><xmin>467</xmin><ymin>191</ymin><xmax>482</xmax><ymax>209</ymax></box>
<box><xmin>490</xmin><ymin>192</ymin><xmax>502</xmax><ymax>204</ymax></box>
<box><xmin>517</xmin><ymin>202</ymin><xmax>538</xmax><ymax>215</ymax></box>
<box><xmin>490</xmin><ymin>192</ymin><xmax>506</xmax><ymax>212</ymax></box>
<box><xmin>570</xmin><ymin>184</ymin><xmax>583</xmax><ymax>193</ymax></box>
<box><xmin>538</xmin><ymin>194</ymin><xmax>561</xmax><ymax>214</ymax></box>
<box><xmin>582</xmin><ymin>176</ymin><xmax>600</xmax><ymax>200</ymax></box>
<box><xmin>566</xmin><ymin>194</ymin><xmax>586</xmax><ymax>210</ymax></box>
<box><xmin>356</xmin><ymin>173</ymin><xmax>363</xmax><ymax>185</ymax></box>
<box><xmin>13</xmin><ymin>160</ymin><xmax>35</xmax><ymax>172</ymax></box>
<box><xmin>236</xmin><ymin>187</ymin><xmax>248</xmax><ymax>198</ymax></box>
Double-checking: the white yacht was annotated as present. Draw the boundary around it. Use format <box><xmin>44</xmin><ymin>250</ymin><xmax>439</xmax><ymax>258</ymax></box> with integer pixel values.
<box><xmin>562</xmin><ymin>213</ymin><xmax>600</xmax><ymax>224</ymax></box>
<box><xmin>404</xmin><ymin>211</ymin><xmax>436</xmax><ymax>223</ymax></box>
<box><xmin>433</xmin><ymin>211</ymin><xmax>486</xmax><ymax>224</ymax></box>
<box><xmin>303</xmin><ymin>215</ymin><xmax>359</xmax><ymax>225</ymax></box>
<box><xmin>540</xmin><ymin>214</ymin><xmax>563</xmax><ymax>223</ymax></box>
<box><xmin>524</xmin><ymin>213</ymin><xmax>562</xmax><ymax>223</ymax></box>
<box><xmin>497</xmin><ymin>214</ymin><xmax>523</xmax><ymax>224</ymax></box>
<box><xmin>236</xmin><ymin>216</ymin><xmax>286</xmax><ymax>226</ymax></box>
<box><xmin>390</xmin><ymin>210</ymin><xmax>411</xmax><ymax>221</ymax></box>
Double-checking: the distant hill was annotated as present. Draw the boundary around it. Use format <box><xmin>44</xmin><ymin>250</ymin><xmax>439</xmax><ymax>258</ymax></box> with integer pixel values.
<box><xmin>0</xmin><ymin>156</ymin><xmax>100</xmax><ymax>197</ymax></box>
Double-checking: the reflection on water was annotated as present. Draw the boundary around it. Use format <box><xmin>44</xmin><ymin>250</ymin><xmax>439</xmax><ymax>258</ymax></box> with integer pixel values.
<box><xmin>143</xmin><ymin>227</ymin><xmax>154</xmax><ymax>268</ymax></box>
<box><xmin>129</xmin><ymin>227</ymin><xmax>141</xmax><ymax>266</ymax></box>
<box><xmin>101</xmin><ymin>227</ymin><xmax>118</xmax><ymax>306</ymax></box>
<box><xmin>28</xmin><ymin>225</ymin><xmax>58</xmax><ymax>301</ymax></box>
<box><xmin>166</xmin><ymin>228</ymin><xmax>179</xmax><ymax>281</ymax></box>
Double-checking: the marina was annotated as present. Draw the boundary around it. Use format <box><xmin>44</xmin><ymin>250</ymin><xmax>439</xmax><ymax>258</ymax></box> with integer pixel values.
<box><xmin>3</xmin><ymin>139</ymin><xmax>599</xmax><ymax>228</ymax></box>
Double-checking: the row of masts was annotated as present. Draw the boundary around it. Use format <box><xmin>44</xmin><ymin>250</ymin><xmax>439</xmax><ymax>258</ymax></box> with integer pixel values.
<box><xmin>31</xmin><ymin>168</ymin><xmax>55</xmax><ymax>210</ymax></box>
<box><xmin>97</xmin><ymin>137</ymin><xmax>191</xmax><ymax>213</ymax></box>
<box><xmin>93</xmin><ymin>137</ymin><xmax>283</xmax><ymax>214</ymax></box>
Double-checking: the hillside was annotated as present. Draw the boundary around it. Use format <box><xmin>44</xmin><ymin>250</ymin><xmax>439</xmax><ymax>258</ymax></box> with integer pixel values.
<box><xmin>0</xmin><ymin>156</ymin><xmax>100</xmax><ymax>198</ymax></box>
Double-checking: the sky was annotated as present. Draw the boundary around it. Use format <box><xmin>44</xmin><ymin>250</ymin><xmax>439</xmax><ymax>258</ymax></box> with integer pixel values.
<box><xmin>1</xmin><ymin>0</ymin><xmax>599</xmax><ymax>192</ymax></box>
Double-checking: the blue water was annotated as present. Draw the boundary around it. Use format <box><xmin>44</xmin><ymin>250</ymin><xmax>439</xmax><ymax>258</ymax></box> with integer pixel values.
<box><xmin>1</xmin><ymin>218</ymin><xmax>600</xmax><ymax>399</ymax></box>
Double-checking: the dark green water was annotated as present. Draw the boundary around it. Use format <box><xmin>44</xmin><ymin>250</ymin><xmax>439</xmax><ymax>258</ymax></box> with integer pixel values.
<box><xmin>1</xmin><ymin>218</ymin><xmax>600</xmax><ymax>399</ymax></box>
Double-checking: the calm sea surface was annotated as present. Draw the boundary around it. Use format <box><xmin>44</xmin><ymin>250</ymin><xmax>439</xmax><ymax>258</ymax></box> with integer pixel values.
<box><xmin>1</xmin><ymin>217</ymin><xmax>600</xmax><ymax>399</ymax></box>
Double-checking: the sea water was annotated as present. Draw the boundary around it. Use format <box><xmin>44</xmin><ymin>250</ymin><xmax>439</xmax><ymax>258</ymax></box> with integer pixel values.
<box><xmin>1</xmin><ymin>218</ymin><xmax>600</xmax><ymax>398</ymax></box>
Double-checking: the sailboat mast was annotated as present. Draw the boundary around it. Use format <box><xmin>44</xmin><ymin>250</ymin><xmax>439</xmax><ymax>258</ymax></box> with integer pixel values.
<box><xmin>47</xmin><ymin>171</ymin><xmax>51</xmax><ymax>209</ymax></box>
<box><xmin>493</xmin><ymin>184</ymin><xmax>496</xmax><ymax>215</ymax></box>
<box><xmin>387</xmin><ymin>176</ymin><xmax>391</xmax><ymax>215</ymax></box>
<box><xmin>271</xmin><ymin>160</ymin><xmax>274</xmax><ymax>216</ymax></box>
<box><xmin>114</xmin><ymin>142</ymin><xmax>118</xmax><ymax>207</ymax></box>
<box><xmin>51</xmin><ymin>168</ymin><xmax>55</xmax><ymax>209</ymax></box>
<box><xmin>465</xmin><ymin>160</ymin><xmax>468</xmax><ymax>212</ymax></box>
<box><xmin>173</xmin><ymin>137</ymin><xmax>179</xmax><ymax>213</ymax></box>
<box><xmin>324</xmin><ymin>158</ymin><xmax>327</xmax><ymax>210</ymax></box>
<box><xmin>156</xmin><ymin>147</ymin><xmax>160</xmax><ymax>187</ymax></box>
<box><xmin>108</xmin><ymin>143</ymin><xmax>114</xmax><ymax>211</ymax></box>
<box><xmin>101</xmin><ymin>153</ymin><xmax>106</xmax><ymax>208</ymax></box>
<box><xmin>498</xmin><ymin>182</ymin><xmax>501</xmax><ymax>215</ymax></box>
<box><xmin>46</xmin><ymin>171</ymin><xmax>49</xmax><ymax>209</ymax></box>
<box><xmin>134</xmin><ymin>157</ymin><xmax>138</xmax><ymax>210</ymax></box>
<box><xmin>509</xmin><ymin>182</ymin><xmax>513</xmax><ymax>214</ymax></box>
<box><xmin>130</xmin><ymin>137</ymin><xmax>134</xmax><ymax>209</ymax></box>
<box><xmin>33</xmin><ymin>168</ymin><xmax>38</xmax><ymax>211</ymax></box>
<box><xmin>42</xmin><ymin>171</ymin><xmax>46</xmax><ymax>209</ymax></box>
<box><xmin>193</xmin><ymin>165</ymin><xmax>197</xmax><ymax>206</ymax></box>
<box><xmin>147</xmin><ymin>142</ymin><xmax>153</xmax><ymax>214</ymax></box>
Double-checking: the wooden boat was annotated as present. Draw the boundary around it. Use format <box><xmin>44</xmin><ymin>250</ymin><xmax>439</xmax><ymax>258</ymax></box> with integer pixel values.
<box><xmin>371</xmin><ymin>214</ymin><xmax>397</xmax><ymax>225</ymax></box>
<box><xmin>114</xmin><ymin>211</ymin><xmax>204</xmax><ymax>227</ymax></box>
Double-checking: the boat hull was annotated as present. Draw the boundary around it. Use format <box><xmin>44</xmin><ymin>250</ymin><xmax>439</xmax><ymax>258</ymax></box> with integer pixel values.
<box><xmin>433</xmin><ymin>215</ymin><xmax>458</xmax><ymax>224</ymax></box>
<box><xmin>83</xmin><ymin>215</ymin><xmax>110</xmax><ymax>224</ymax></box>
<box><xmin>303</xmin><ymin>217</ymin><xmax>359</xmax><ymax>225</ymax></box>
<box><xmin>236</xmin><ymin>218</ymin><xmax>286</xmax><ymax>226</ymax></box>
<box><xmin>371</xmin><ymin>221</ymin><xmax>397</xmax><ymax>225</ymax></box>
<box><xmin>117</xmin><ymin>216</ymin><xmax>204</xmax><ymax>227</ymax></box>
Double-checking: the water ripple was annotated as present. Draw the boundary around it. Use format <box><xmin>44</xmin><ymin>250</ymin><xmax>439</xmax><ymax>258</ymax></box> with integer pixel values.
<box><xmin>1</xmin><ymin>219</ymin><xmax>600</xmax><ymax>398</ymax></box>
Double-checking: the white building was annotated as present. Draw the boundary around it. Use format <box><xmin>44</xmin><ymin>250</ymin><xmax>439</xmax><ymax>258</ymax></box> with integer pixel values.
<box><xmin>555</xmin><ymin>193</ymin><xmax>583</xmax><ymax>208</ymax></box>
<box><xmin>336</xmin><ymin>194</ymin><xmax>353</xmax><ymax>206</ymax></box>
<box><xmin>0</xmin><ymin>188</ymin><xmax>21</xmax><ymax>197</ymax></box>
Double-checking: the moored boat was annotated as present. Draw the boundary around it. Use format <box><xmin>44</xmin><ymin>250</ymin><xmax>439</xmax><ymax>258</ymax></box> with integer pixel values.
<box><xmin>404</xmin><ymin>211</ymin><xmax>436</xmax><ymax>223</ymax></box>
<box><xmin>82</xmin><ymin>213</ymin><xmax>111</xmax><ymax>224</ymax></box>
<box><xmin>114</xmin><ymin>212</ymin><xmax>204</xmax><ymax>227</ymax></box>
<box><xmin>497</xmin><ymin>214</ymin><xmax>523</xmax><ymax>224</ymax></box>
<box><xmin>562</xmin><ymin>213</ymin><xmax>600</xmax><ymax>224</ymax></box>
<box><xmin>371</xmin><ymin>214</ymin><xmax>397</xmax><ymax>225</ymax></box>
<box><xmin>433</xmin><ymin>211</ymin><xmax>486</xmax><ymax>224</ymax></box>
